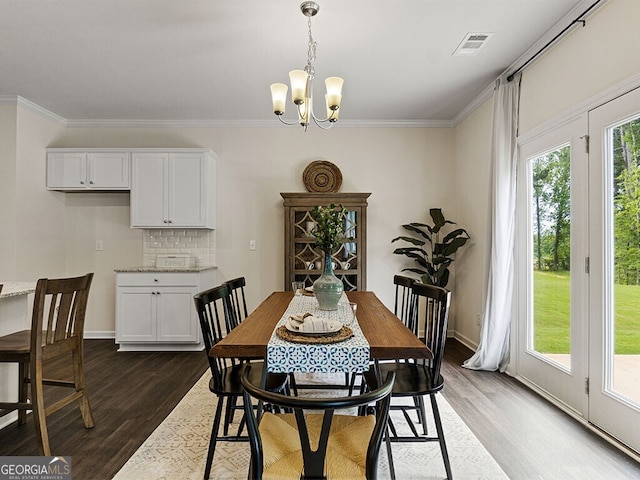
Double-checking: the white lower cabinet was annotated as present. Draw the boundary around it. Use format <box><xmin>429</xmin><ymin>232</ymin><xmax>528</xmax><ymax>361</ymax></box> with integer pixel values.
<box><xmin>115</xmin><ymin>269</ymin><xmax>215</xmax><ymax>351</ymax></box>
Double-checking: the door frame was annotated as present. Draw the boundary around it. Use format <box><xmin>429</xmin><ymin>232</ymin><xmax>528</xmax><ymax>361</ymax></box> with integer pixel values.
<box><xmin>515</xmin><ymin>113</ymin><xmax>589</xmax><ymax>417</ymax></box>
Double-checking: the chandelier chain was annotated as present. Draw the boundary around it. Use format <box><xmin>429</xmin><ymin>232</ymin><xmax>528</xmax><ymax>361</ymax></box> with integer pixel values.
<box><xmin>305</xmin><ymin>16</ymin><xmax>316</xmax><ymax>77</ymax></box>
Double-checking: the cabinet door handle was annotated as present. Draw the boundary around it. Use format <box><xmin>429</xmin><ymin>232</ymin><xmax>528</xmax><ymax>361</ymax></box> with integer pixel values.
<box><xmin>163</xmin><ymin>220</ymin><xmax>168</xmax><ymax>223</ymax></box>
<box><xmin>168</xmin><ymin>220</ymin><xmax>173</xmax><ymax>224</ymax></box>
<box><xmin>89</xmin><ymin>180</ymin><xmax>94</xmax><ymax>185</ymax></box>
<box><xmin>156</xmin><ymin>291</ymin><xmax>161</xmax><ymax>295</ymax></box>
<box><xmin>80</xmin><ymin>180</ymin><xmax>85</xmax><ymax>185</ymax></box>
<box><xmin>151</xmin><ymin>291</ymin><xmax>156</xmax><ymax>295</ymax></box>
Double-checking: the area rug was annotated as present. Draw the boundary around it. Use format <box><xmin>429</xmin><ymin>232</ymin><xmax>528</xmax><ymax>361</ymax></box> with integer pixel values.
<box><xmin>113</xmin><ymin>372</ymin><xmax>508</xmax><ymax>480</ymax></box>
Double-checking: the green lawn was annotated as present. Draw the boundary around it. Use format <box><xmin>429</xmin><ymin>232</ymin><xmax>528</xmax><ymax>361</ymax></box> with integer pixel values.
<box><xmin>534</xmin><ymin>270</ymin><xmax>640</xmax><ymax>354</ymax></box>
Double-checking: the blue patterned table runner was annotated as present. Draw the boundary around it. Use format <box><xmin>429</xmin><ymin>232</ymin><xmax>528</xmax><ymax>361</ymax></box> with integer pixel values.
<box><xmin>266</xmin><ymin>294</ymin><xmax>371</xmax><ymax>373</ymax></box>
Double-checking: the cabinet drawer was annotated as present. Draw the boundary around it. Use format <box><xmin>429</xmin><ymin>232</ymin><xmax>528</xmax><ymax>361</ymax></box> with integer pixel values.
<box><xmin>116</xmin><ymin>272</ymin><xmax>199</xmax><ymax>287</ymax></box>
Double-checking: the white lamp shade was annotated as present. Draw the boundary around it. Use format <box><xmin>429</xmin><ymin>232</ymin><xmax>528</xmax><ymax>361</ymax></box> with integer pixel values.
<box><xmin>325</xmin><ymin>76</ymin><xmax>343</xmax><ymax>94</ymax></box>
<box><xmin>270</xmin><ymin>83</ymin><xmax>288</xmax><ymax>114</ymax></box>
<box><xmin>326</xmin><ymin>95</ymin><xmax>340</xmax><ymax>121</ymax></box>
<box><xmin>299</xmin><ymin>101</ymin><xmax>310</xmax><ymax>126</ymax></box>
<box><xmin>289</xmin><ymin>70</ymin><xmax>309</xmax><ymax>104</ymax></box>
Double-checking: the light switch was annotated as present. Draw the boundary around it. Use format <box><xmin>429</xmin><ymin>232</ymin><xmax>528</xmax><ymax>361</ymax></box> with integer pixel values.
<box><xmin>95</xmin><ymin>240</ymin><xmax>103</xmax><ymax>251</ymax></box>
<box><xmin>249</xmin><ymin>240</ymin><xmax>256</xmax><ymax>251</ymax></box>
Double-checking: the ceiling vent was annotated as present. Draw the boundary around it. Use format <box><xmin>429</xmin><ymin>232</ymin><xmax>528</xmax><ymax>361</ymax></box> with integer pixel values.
<box><xmin>453</xmin><ymin>32</ymin><xmax>493</xmax><ymax>56</ymax></box>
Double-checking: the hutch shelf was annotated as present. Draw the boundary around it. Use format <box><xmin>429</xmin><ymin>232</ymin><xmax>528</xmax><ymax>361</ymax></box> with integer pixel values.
<box><xmin>281</xmin><ymin>192</ymin><xmax>370</xmax><ymax>291</ymax></box>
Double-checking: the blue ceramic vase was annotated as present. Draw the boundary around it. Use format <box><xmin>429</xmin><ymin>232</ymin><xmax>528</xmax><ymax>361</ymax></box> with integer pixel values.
<box><xmin>313</xmin><ymin>252</ymin><xmax>344</xmax><ymax>310</ymax></box>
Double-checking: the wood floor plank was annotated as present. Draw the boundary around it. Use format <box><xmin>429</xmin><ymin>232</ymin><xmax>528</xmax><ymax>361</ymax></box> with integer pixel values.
<box><xmin>441</xmin><ymin>341</ymin><xmax>640</xmax><ymax>479</ymax></box>
<box><xmin>0</xmin><ymin>340</ymin><xmax>208</xmax><ymax>479</ymax></box>
<box><xmin>0</xmin><ymin>339</ymin><xmax>638</xmax><ymax>479</ymax></box>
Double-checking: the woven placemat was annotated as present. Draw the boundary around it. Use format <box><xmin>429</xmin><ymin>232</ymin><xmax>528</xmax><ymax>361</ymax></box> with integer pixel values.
<box><xmin>275</xmin><ymin>325</ymin><xmax>353</xmax><ymax>344</ymax></box>
<box><xmin>302</xmin><ymin>160</ymin><xmax>343</xmax><ymax>193</ymax></box>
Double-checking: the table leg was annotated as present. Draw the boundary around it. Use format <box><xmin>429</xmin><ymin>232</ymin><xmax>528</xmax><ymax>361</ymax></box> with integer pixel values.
<box><xmin>374</xmin><ymin>359</ymin><xmax>396</xmax><ymax>480</ymax></box>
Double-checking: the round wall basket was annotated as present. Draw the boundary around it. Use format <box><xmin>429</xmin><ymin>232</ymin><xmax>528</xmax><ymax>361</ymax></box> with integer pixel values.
<box><xmin>303</xmin><ymin>160</ymin><xmax>343</xmax><ymax>193</ymax></box>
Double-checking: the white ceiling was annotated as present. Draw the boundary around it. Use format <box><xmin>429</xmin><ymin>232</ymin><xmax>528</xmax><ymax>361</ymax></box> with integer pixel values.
<box><xmin>0</xmin><ymin>0</ymin><xmax>589</xmax><ymax>125</ymax></box>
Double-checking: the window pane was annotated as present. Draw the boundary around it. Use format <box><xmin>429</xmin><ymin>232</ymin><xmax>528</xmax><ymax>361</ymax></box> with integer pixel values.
<box><xmin>610</xmin><ymin>116</ymin><xmax>640</xmax><ymax>404</ymax></box>
<box><xmin>531</xmin><ymin>145</ymin><xmax>571</xmax><ymax>369</ymax></box>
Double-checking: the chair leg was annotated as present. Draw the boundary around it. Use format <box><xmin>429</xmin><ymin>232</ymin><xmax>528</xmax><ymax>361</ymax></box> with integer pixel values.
<box><xmin>384</xmin><ymin>425</ymin><xmax>396</xmax><ymax>480</ymax></box>
<box><xmin>416</xmin><ymin>395</ymin><xmax>428</xmax><ymax>435</ymax></box>
<box><xmin>30</xmin><ymin>364</ymin><xmax>50</xmax><ymax>456</ymax></box>
<box><xmin>72</xmin><ymin>350</ymin><xmax>94</xmax><ymax>428</ymax></box>
<box><xmin>288</xmin><ymin>373</ymin><xmax>298</xmax><ymax>396</ymax></box>
<box><xmin>204</xmin><ymin>396</ymin><xmax>225</xmax><ymax>480</ymax></box>
<box><xmin>17</xmin><ymin>361</ymin><xmax>28</xmax><ymax>425</ymax></box>
<box><xmin>223</xmin><ymin>396</ymin><xmax>234</xmax><ymax>436</ymax></box>
<box><xmin>430</xmin><ymin>394</ymin><xmax>453</xmax><ymax>480</ymax></box>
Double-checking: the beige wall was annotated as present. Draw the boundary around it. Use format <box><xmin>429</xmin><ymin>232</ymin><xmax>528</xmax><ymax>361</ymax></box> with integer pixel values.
<box><xmin>519</xmin><ymin>0</ymin><xmax>640</xmax><ymax>134</ymax></box>
<box><xmin>452</xmin><ymin>98</ymin><xmax>494</xmax><ymax>348</ymax></box>
<box><xmin>36</xmin><ymin>124</ymin><xmax>455</xmax><ymax>334</ymax></box>
<box><xmin>0</xmin><ymin>106</ymin><xmax>18</xmax><ymax>279</ymax></box>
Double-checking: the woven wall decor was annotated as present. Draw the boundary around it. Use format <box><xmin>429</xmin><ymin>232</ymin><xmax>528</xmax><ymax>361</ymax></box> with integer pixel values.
<box><xmin>303</xmin><ymin>160</ymin><xmax>343</xmax><ymax>193</ymax></box>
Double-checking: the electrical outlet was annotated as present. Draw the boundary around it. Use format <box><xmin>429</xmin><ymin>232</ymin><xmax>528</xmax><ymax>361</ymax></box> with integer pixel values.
<box><xmin>476</xmin><ymin>312</ymin><xmax>481</xmax><ymax>326</ymax></box>
<box><xmin>249</xmin><ymin>240</ymin><xmax>256</xmax><ymax>251</ymax></box>
<box><xmin>95</xmin><ymin>240</ymin><xmax>103</xmax><ymax>251</ymax></box>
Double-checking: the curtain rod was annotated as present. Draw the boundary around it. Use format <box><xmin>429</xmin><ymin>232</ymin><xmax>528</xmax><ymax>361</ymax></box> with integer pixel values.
<box><xmin>507</xmin><ymin>0</ymin><xmax>604</xmax><ymax>82</ymax></box>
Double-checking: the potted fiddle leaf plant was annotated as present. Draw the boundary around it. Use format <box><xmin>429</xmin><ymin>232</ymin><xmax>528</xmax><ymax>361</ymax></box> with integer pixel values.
<box><xmin>310</xmin><ymin>203</ymin><xmax>347</xmax><ymax>310</ymax></box>
<box><xmin>392</xmin><ymin>208</ymin><xmax>470</xmax><ymax>288</ymax></box>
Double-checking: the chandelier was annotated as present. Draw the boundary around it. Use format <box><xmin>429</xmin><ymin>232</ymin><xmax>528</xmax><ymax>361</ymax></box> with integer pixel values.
<box><xmin>270</xmin><ymin>1</ymin><xmax>343</xmax><ymax>131</ymax></box>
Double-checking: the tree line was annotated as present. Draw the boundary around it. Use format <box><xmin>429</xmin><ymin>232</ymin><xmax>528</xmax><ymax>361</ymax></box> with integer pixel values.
<box><xmin>532</xmin><ymin>118</ymin><xmax>640</xmax><ymax>284</ymax></box>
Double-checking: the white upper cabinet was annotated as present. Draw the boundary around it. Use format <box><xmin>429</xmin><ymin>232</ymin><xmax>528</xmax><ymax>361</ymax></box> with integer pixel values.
<box><xmin>130</xmin><ymin>150</ymin><xmax>216</xmax><ymax>229</ymax></box>
<box><xmin>47</xmin><ymin>150</ymin><xmax>130</xmax><ymax>191</ymax></box>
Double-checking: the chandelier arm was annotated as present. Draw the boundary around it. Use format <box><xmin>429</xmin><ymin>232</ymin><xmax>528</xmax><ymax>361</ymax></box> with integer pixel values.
<box><xmin>276</xmin><ymin>115</ymin><xmax>302</xmax><ymax>126</ymax></box>
<box><xmin>310</xmin><ymin>108</ymin><xmax>337</xmax><ymax>124</ymax></box>
<box><xmin>311</xmin><ymin>115</ymin><xmax>334</xmax><ymax>130</ymax></box>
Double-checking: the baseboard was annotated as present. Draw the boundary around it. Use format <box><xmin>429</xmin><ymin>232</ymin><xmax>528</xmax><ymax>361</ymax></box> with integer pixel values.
<box><xmin>85</xmin><ymin>331</ymin><xmax>115</xmax><ymax>339</ymax></box>
<box><xmin>448</xmin><ymin>330</ymin><xmax>478</xmax><ymax>352</ymax></box>
<box><xmin>514</xmin><ymin>374</ymin><xmax>640</xmax><ymax>464</ymax></box>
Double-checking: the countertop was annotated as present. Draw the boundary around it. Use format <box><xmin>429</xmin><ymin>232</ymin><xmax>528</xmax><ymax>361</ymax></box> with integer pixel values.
<box><xmin>0</xmin><ymin>282</ymin><xmax>36</xmax><ymax>298</ymax></box>
<box><xmin>114</xmin><ymin>266</ymin><xmax>217</xmax><ymax>273</ymax></box>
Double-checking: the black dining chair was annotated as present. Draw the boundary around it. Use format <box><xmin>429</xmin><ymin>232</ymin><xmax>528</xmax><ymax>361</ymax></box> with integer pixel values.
<box><xmin>348</xmin><ymin>275</ymin><xmax>416</xmax><ymax>395</ymax></box>
<box><xmin>226</xmin><ymin>276</ymin><xmax>299</xmax><ymax>397</ymax></box>
<box><xmin>193</xmin><ymin>284</ymin><xmax>289</xmax><ymax>480</ymax></box>
<box><xmin>242</xmin><ymin>365</ymin><xmax>395</xmax><ymax>480</ymax></box>
<box><xmin>224</xmin><ymin>276</ymin><xmax>249</xmax><ymax>329</ymax></box>
<box><xmin>363</xmin><ymin>282</ymin><xmax>453</xmax><ymax>479</ymax></box>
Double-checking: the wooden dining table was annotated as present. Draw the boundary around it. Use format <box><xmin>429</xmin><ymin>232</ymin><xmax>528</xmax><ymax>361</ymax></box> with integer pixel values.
<box><xmin>209</xmin><ymin>290</ymin><xmax>428</xmax><ymax>480</ymax></box>
<box><xmin>209</xmin><ymin>290</ymin><xmax>432</xmax><ymax>362</ymax></box>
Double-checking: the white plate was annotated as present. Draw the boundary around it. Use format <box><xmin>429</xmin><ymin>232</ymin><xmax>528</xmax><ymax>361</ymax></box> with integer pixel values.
<box><xmin>285</xmin><ymin>318</ymin><xmax>342</xmax><ymax>335</ymax></box>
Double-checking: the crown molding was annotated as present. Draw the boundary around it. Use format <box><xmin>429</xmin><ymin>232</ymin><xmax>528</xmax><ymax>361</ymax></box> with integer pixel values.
<box><xmin>452</xmin><ymin>82</ymin><xmax>495</xmax><ymax>127</ymax></box>
<box><xmin>62</xmin><ymin>117</ymin><xmax>453</xmax><ymax>129</ymax></box>
<box><xmin>0</xmin><ymin>95</ymin><xmax>67</xmax><ymax>125</ymax></box>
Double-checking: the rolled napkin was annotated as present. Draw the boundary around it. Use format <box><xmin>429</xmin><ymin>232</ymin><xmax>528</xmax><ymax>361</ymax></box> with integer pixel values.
<box><xmin>288</xmin><ymin>314</ymin><xmax>335</xmax><ymax>333</ymax></box>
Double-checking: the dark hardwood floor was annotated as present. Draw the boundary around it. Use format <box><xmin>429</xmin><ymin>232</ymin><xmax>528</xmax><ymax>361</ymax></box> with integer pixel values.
<box><xmin>441</xmin><ymin>341</ymin><xmax>640</xmax><ymax>480</ymax></box>
<box><xmin>0</xmin><ymin>340</ymin><xmax>208</xmax><ymax>479</ymax></box>
<box><xmin>0</xmin><ymin>339</ymin><xmax>638</xmax><ymax>479</ymax></box>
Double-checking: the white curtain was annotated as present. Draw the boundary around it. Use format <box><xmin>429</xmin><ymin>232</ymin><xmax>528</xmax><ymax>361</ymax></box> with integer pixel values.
<box><xmin>463</xmin><ymin>75</ymin><xmax>521</xmax><ymax>372</ymax></box>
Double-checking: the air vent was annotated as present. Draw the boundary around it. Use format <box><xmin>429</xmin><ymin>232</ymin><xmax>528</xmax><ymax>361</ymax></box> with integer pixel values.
<box><xmin>453</xmin><ymin>32</ymin><xmax>493</xmax><ymax>56</ymax></box>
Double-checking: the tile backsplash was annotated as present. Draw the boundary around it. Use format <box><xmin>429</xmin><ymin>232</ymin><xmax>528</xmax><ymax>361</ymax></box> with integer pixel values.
<box><xmin>142</xmin><ymin>229</ymin><xmax>216</xmax><ymax>267</ymax></box>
